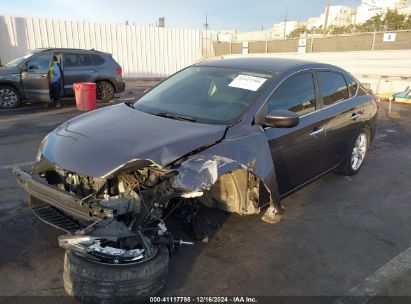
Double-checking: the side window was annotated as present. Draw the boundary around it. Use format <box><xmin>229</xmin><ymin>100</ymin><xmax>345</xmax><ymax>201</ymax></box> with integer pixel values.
<box><xmin>357</xmin><ymin>84</ymin><xmax>369</xmax><ymax>96</ymax></box>
<box><xmin>63</xmin><ymin>53</ymin><xmax>103</xmax><ymax>67</ymax></box>
<box><xmin>268</xmin><ymin>72</ymin><xmax>316</xmax><ymax>116</ymax></box>
<box><xmin>77</xmin><ymin>54</ymin><xmax>93</xmax><ymax>66</ymax></box>
<box><xmin>318</xmin><ymin>71</ymin><xmax>349</xmax><ymax>106</ymax></box>
<box><xmin>73</xmin><ymin>54</ymin><xmax>104</xmax><ymax>66</ymax></box>
<box><xmin>26</xmin><ymin>53</ymin><xmax>52</xmax><ymax>71</ymax></box>
<box><xmin>63</xmin><ymin>54</ymin><xmax>79</xmax><ymax>67</ymax></box>
<box><xmin>345</xmin><ymin>75</ymin><xmax>358</xmax><ymax>97</ymax></box>
<box><xmin>91</xmin><ymin>54</ymin><xmax>105</xmax><ymax>65</ymax></box>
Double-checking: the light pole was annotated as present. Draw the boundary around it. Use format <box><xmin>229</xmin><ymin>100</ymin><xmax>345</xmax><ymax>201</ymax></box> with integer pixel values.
<box><xmin>323</xmin><ymin>0</ymin><xmax>331</xmax><ymax>35</ymax></box>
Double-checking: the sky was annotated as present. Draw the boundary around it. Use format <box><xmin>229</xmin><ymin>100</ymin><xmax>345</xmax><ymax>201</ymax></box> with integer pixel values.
<box><xmin>0</xmin><ymin>0</ymin><xmax>362</xmax><ymax>31</ymax></box>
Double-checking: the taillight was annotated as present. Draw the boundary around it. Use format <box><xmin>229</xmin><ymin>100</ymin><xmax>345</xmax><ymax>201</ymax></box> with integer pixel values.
<box><xmin>374</xmin><ymin>95</ymin><xmax>381</xmax><ymax>109</ymax></box>
<box><xmin>115</xmin><ymin>67</ymin><xmax>122</xmax><ymax>77</ymax></box>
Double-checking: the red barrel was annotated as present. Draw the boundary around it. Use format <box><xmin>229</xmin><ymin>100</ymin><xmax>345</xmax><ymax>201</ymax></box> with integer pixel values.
<box><xmin>73</xmin><ymin>82</ymin><xmax>97</xmax><ymax>112</ymax></box>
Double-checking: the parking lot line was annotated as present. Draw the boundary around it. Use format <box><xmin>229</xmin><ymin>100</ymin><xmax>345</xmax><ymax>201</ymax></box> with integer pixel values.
<box><xmin>335</xmin><ymin>246</ymin><xmax>411</xmax><ymax>304</ymax></box>
<box><xmin>0</xmin><ymin>161</ymin><xmax>33</xmax><ymax>171</ymax></box>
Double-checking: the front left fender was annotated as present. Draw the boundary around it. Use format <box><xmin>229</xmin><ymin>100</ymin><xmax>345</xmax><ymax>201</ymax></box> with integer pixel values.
<box><xmin>172</xmin><ymin>126</ymin><xmax>284</xmax><ymax>214</ymax></box>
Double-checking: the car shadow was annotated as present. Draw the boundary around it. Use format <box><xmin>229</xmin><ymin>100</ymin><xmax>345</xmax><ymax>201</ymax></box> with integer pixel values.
<box><xmin>161</xmin><ymin>187</ymin><xmax>271</xmax><ymax>295</ymax></box>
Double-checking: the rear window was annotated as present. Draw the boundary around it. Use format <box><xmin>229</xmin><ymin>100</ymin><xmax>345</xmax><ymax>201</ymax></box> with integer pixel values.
<box><xmin>318</xmin><ymin>71</ymin><xmax>349</xmax><ymax>106</ymax></box>
<box><xmin>63</xmin><ymin>53</ymin><xmax>105</xmax><ymax>67</ymax></box>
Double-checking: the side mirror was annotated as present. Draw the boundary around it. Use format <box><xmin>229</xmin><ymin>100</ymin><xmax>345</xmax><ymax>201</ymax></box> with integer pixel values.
<box><xmin>28</xmin><ymin>65</ymin><xmax>39</xmax><ymax>70</ymax></box>
<box><xmin>265</xmin><ymin>109</ymin><xmax>299</xmax><ymax>128</ymax></box>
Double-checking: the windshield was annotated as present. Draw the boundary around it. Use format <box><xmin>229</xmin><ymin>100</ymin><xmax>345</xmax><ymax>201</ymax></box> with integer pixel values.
<box><xmin>4</xmin><ymin>53</ymin><xmax>34</xmax><ymax>68</ymax></box>
<box><xmin>134</xmin><ymin>66</ymin><xmax>273</xmax><ymax>124</ymax></box>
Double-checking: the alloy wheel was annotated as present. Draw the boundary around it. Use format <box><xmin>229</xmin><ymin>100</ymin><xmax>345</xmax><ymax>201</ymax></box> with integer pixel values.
<box><xmin>97</xmin><ymin>82</ymin><xmax>114</xmax><ymax>101</ymax></box>
<box><xmin>0</xmin><ymin>88</ymin><xmax>19</xmax><ymax>108</ymax></box>
<box><xmin>351</xmin><ymin>132</ymin><xmax>368</xmax><ymax>171</ymax></box>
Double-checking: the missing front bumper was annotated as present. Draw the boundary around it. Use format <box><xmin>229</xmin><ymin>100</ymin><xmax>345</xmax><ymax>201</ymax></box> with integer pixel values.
<box><xmin>13</xmin><ymin>167</ymin><xmax>114</xmax><ymax>221</ymax></box>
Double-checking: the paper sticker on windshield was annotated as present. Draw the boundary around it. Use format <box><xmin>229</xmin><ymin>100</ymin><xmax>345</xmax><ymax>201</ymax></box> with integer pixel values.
<box><xmin>228</xmin><ymin>74</ymin><xmax>267</xmax><ymax>91</ymax></box>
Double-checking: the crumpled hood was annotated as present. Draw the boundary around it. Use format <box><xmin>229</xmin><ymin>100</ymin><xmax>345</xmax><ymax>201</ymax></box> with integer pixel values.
<box><xmin>40</xmin><ymin>104</ymin><xmax>227</xmax><ymax>177</ymax></box>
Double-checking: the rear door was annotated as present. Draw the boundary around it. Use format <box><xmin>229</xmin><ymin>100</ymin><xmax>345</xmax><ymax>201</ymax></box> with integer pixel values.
<box><xmin>21</xmin><ymin>52</ymin><xmax>52</xmax><ymax>102</ymax></box>
<box><xmin>62</xmin><ymin>53</ymin><xmax>102</xmax><ymax>96</ymax></box>
<box><xmin>265</xmin><ymin>71</ymin><xmax>329</xmax><ymax>196</ymax></box>
<box><xmin>315</xmin><ymin>70</ymin><xmax>362</xmax><ymax>168</ymax></box>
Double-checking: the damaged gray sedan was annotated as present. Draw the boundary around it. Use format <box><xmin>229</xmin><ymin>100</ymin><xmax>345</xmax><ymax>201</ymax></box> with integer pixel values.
<box><xmin>14</xmin><ymin>57</ymin><xmax>378</xmax><ymax>302</ymax></box>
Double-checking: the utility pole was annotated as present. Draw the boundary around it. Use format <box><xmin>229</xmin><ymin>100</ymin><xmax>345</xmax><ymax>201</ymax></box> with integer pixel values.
<box><xmin>323</xmin><ymin>0</ymin><xmax>331</xmax><ymax>35</ymax></box>
<box><xmin>283</xmin><ymin>6</ymin><xmax>288</xmax><ymax>39</ymax></box>
<box><xmin>204</xmin><ymin>13</ymin><xmax>209</xmax><ymax>30</ymax></box>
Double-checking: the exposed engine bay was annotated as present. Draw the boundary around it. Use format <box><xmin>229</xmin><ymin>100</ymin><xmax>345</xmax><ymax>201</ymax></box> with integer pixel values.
<box><xmin>14</xmin><ymin>155</ymin><xmax>275</xmax><ymax>265</ymax></box>
<box><xmin>29</xmin><ymin>159</ymin><xmax>193</xmax><ymax>263</ymax></box>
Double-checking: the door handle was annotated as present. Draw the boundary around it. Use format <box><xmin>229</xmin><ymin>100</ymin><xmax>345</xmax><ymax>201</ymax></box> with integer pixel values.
<box><xmin>309</xmin><ymin>127</ymin><xmax>324</xmax><ymax>137</ymax></box>
<box><xmin>40</xmin><ymin>74</ymin><xmax>48</xmax><ymax>78</ymax></box>
<box><xmin>351</xmin><ymin>113</ymin><xmax>361</xmax><ymax>120</ymax></box>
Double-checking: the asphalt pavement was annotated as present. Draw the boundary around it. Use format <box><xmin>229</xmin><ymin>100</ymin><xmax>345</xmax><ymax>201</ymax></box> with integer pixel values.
<box><xmin>0</xmin><ymin>86</ymin><xmax>410</xmax><ymax>303</ymax></box>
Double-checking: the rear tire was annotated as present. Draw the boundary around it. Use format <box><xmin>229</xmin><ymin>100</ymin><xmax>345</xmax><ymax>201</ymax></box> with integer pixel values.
<box><xmin>96</xmin><ymin>81</ymin><xmax>115</xmax><ymax>103</ymax></box>
<box><xmin>0</xmin><ymin>85</ymin><xmax>21</xmax><ymax>108</ymax></box>
<box><xmin>336</xmin><ymin>129</ymin><xmax>369</xmax><ymax>176</ymax></box>
<box><xmin>63</xmin><ymin>246</ymin><xmax>169</xmax><ymax>304</ymax></box>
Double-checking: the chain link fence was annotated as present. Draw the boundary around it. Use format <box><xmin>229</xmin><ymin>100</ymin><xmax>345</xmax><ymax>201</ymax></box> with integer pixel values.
<box><xmin>213</xmin><ymin>30</ymin><xmax>411</xmax><ymax>56</ymax></box>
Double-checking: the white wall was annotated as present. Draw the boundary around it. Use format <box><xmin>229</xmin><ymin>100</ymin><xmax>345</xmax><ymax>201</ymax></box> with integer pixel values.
<box><xmin>0</xmin><ymin>16</ymin><xmax>217</xmax><ymax>78</ymax></box>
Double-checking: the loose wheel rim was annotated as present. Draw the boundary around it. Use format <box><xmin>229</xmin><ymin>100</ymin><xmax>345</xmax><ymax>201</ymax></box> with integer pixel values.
<box><xmin>0</xmin><ymin>88</ymin><xmax>18</xmax><ymax>108</ymax></box>
<box><xmin>77</xmin><ymin>245</ymin><xmax>159</xmax><ymax>266</ymax></box>
<box><xmin>351</xmin><ymin>132</ymin><xmax>367</xmax><ymax>171</ymax></box>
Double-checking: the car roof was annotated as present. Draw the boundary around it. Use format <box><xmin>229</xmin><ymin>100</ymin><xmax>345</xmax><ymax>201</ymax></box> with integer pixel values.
<box><xmin>196</xmin><ymin>57</ymin><xmax>339</xmax><ymax>75</ymax></box>
<box><xmin>34</xmin><ymin>48</ymin><xmax>109</xmax><ymax>55</ymax></box>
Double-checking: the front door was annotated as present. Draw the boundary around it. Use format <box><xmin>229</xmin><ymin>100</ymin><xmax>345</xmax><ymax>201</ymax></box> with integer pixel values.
<box><xmin>264</xmin><ymin>71</ymin><xmax>328</xmax><ymax>196</ymax></box>
<box><xmin>21</xmin><ymin>52</ymin><xmax>53</xmax><ymax>102</ymax></box>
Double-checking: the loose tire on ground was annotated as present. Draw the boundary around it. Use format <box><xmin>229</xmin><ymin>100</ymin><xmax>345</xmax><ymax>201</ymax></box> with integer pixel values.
<box><xmin>0</xmin><ymin>85</ymin><xmax>21</xmax><ymax>108</ymax></box>
<box><xmin>96</xmin><ymin>81</ymin><xmax>115</xmax><ymax>103</ymax></box>
<box><xmin>336</xmin><ymin>128</ymin><xmax>370</xmax><ymax>176</ymax></box>
<box><xmin>63</xmin><ymin>246</ymin><xmax>169</xmax><ymax>304</ymax></box>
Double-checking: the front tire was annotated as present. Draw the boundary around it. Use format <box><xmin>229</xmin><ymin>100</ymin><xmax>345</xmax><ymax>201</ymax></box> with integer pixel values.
<box><xmin>337</xmin><ymin>129</ymin><xmax>369</xmax><ymax>176</ymax></box>
<box><xmin>96</xmin><ymin>81</ymin><xmax>115</xmax><ymax>103</ymax></box>
<box><xmin>0</xmin><ymin>85</ymin><xmax>21</xmax><ymax>108</ymax></box>
<box><xmin>63</xmin><ymin>246</ymin><xmax>169</xmax><ymax>303</ymax></box>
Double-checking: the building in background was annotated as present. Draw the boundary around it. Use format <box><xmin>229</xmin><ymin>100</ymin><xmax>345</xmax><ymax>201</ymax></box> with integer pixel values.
<box><xmin>216</xmin><ymin>0</ymin><xmax>411</xmax><ymax>42</ymax></box>
<box><xmin>398</xmin><ymin>3</ymin><xmax>411</xmax><ymax>15</ymax></box>
<box><xmin>272</xmin><ymin>21</ymin><xmax>306</xmax><ymax>38</ymax></box>
<box><xmin>216</xmin><ymin>30</ymin><xmax>235</xmax><ymax>42</ymax></box>
<box><xmin>318</xmin><ymin>5</ymin><xmax>357</xmax><ymax>27</ymax></box>
<box><xmin>216</xmin><ymin>21</ymin><xmax>306</xmax><ymax>42</ymax></box>
<box><xmin>307</xmin><ymin>17</ymin><xmax>321</xmax><ymax>29</ymax></box>
<box><xmin>233</xmin><ymin>29</ymin><xmax>275</xmax><ymax>41</ymax></box>
<box><xmin>355</xmin><ymin>0</ymin><xmax>407</xmax><ymax>24</ymax></box>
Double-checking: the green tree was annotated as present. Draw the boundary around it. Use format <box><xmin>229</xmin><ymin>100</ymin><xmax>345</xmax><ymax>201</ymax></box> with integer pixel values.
<box><xmin>384</xmin><ymin>9</ymin><xmax>406</xmax><ymax>30</ymax></box>
<box><xmin>328</xmin><ymin>25</ymin><xmax>354</xmax><ymax>35</ymax></box>
<box><xmin>357</xmin><ymin>10</ymin><xmax>411</xmax><ymax>32</ymax></box>
<box><xmin>358</xmin><ymin>14</ymin><xmax>384</xmax><ymax>32</ymax></box>
<box><xmin>289</xmin><ymin>26</ymin><xmax>307</xmax><ymax>38</ymax></box>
